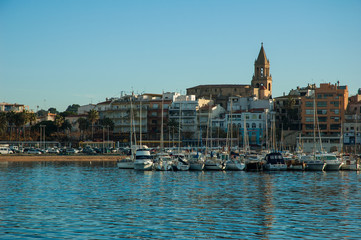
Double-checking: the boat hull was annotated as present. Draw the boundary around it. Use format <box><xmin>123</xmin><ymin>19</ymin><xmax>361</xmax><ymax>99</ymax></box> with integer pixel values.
<box><xmin>134</xmin><ymin>160</ymin><xmax>153</xmax><ymax>171</ymax></box>
<box><xmin>324</xmin><ymin>163</ymin><xmax>342</xmax><ymax>171</ymax></box>
<box><xmin>263</xmin><ymin>163</ymin><xmax>287</xmax><ymax>171</ymax></box>
<box><xmin>340</xmin><ymin>163</ymin><xmax>361</xmax><ymax>171</ymax></box>
<box><xmin>189</xmin><ymin>163</ymin><xmax>205</xmax><ymax>171</ymax></box>
<box><xmin>204</xmin><ymin>161</ymin><xmax>225</xmax><ymax>170</ymax></box>
<box><xmin>117</xmin><ymin>160</ymin><xmax>134</xmax><ymax>169</ymax></box>
<box><xmin>245</xmin><ymin>161</ymin><xmax>263</xmax><ymax>171</ymax></box>
<box><xmin>225</xmin><ymin>161</ymin><xmax>245</xmax><ymax>171</ymax></box>
<box><xmin>305</xmin><ymin>162</ymin><xmax>326</xmax><ymax>171</ymax></box>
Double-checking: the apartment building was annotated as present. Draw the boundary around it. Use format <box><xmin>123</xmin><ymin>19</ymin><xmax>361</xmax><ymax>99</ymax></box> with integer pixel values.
<box><xmin>300</xmin><ymin>83</ymin><xmax>348</xmax><ymax>152</ymax></box>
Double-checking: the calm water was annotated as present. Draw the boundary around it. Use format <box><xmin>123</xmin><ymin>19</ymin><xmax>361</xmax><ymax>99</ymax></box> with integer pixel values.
<box><xmin>0</xmin><ymin>161</ymin><xmax>360</xmax><ymax>239</ymax></box>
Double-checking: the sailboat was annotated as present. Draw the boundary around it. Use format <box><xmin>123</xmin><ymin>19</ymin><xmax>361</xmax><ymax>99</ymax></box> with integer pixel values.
<box><xmin>263</xmin><ymin>112</ymin><xmax>287</xmax><ymax>171</ymax></box>
<box><xmin>341</xmin><ymin>113</ymin><xmax>360</xmax><ymax>170</ymax></box>
<box><xmin>134</xmin><ymin>98</ymin><xmax>154</xmax><ymax>171</ymax></box>
<box><xmin>204</xmin><ymin>98</ymin><xmax>225</xmax><ymax>171</ymax></box>
<box><xmin>154</xmin><ymin>93</ymin><xmax>173</xmax><ymax>171</ymax></box>
<box><xmin>225</xmin><ymin>98</ymin><xmax>245</xmax><ymax>171</ymax></box>
<box><xmin>302</xmin><ymin>92</ymin><xmax>326</xmax><ymax>171</ymax></box>
<box><xmin>117</xmin><ymin>94</ymin><xmax>136</xmax><ymax>169</ymax></box>
<box><xmin>173</xmin><ymin>101</ymin><xmax>190</xmax><ymax>171</ymax></box>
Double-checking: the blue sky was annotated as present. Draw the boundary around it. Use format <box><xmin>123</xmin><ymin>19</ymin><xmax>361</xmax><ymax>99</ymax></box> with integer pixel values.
<box><xmin>1</xmin><ymin>0</ymin><xmax>360</xmax><ymax>112</ymax></box>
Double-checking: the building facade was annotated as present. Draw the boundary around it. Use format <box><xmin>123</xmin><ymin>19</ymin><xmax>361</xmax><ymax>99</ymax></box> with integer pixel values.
<box><xmin>300</xmin><ymin>83</ymin><xmax>349</xmax><ymax>152</ymax></box>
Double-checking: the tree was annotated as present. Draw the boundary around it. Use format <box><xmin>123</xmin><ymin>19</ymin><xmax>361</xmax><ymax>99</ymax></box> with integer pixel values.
<box><xmin>65</xmin><ymin>104</ymin><xmax>80</xmax><ymax>115</ymax></box>
<box><xmin>87</xmin><ymin>109</ymin><xmax>99</xmax><ymax>140</ymax></box>
<box><xmin>37</xmin><ymin>109</ymin><xmax>48</xmax><ymax>117</ymax></box>
<box><xmin>61</xmin><ymin>120</ymin><xmax>72</xmax><ymax>132</ymax></box>
<box><xmin>48</xmin><ymin>107</ymin><xmax>59</xmax><ymax>114</ymax></box>
<box><xmin>0</xmin><ymin>112</ymin><xmax>7</xmax><ymax>135</ymax></box>
<box><xmin>6</xmin><ymin>111</ymin><xmax>16</xmax><ymax>141</ymax></box>
<box><xmin>55</xmin><ymin>114</ymin><xmax>65</xmax><ymax>138</ymax></box>
<box><xmin>77</xmin><ymin>117</ymin><xmax>90</xmax><ymax>140</ymax></box>
<box><xmin>100</xmin><ymin>117</ymin><xmax>114</xmax><ymax>131</ymax></box>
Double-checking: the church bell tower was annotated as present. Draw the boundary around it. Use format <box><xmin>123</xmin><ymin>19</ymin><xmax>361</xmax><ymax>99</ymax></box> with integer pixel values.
<box><xmin>251</xmin><ymin>43</ymin><xmax>272</xmax><ymax>98</ymax></box>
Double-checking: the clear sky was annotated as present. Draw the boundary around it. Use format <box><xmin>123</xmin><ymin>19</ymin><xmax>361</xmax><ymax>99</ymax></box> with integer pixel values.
<box><xmin>1</xmin><ymin>0</ymin><xmax>360</xmax><ymax>112</ymax></box>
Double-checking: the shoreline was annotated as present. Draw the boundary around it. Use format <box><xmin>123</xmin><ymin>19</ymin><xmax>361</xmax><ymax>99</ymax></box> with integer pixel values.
<box><xmin>0</xmin><ymin>154</ymin><xmax>121</xmax><ymax>162</ymax></box>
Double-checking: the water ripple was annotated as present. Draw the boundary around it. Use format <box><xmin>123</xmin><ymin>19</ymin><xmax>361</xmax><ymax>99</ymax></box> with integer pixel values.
<box><xmin>1</xmin><ymin>162</ymin><xmax>361</xmax><ymax>239</ymax></box>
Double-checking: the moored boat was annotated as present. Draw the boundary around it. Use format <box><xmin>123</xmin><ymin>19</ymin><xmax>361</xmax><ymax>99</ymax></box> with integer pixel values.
<box><xmin>134</xmin><ymin>148</ymin><xmax>153</xmax><ymax>171</ymax></box>
<box><xmin>263</xmin><ymin>152</ymin><xmax>287</xmax><ymax>171</ymax></box>
<box><xmin>153</xmin><ymin>152</ymin><xmax>172</xmax><ymax>171</ymax></box>
<box><xmin>301</xmin><ymin>154</ymin><xmax>326</xmax><ymax>171</ymax></box>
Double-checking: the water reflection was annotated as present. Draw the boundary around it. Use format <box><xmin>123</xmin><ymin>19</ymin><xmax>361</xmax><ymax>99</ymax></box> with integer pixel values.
<box><xmin>1</xmin><ymin>163</ymin><xmax>361</xmax><ymax>239</ymax></box>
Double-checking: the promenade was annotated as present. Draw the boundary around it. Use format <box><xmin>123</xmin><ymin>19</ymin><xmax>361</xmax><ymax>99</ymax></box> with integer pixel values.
<box><xmin>0</xmin><ymin>154</ymin><xmax>120</xmax><ymax>162</ymax></box>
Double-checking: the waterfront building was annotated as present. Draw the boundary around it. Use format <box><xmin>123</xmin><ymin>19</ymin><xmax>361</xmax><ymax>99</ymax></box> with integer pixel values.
<box><xmin>77</xmin><ymin>104</ymin><xmax>96</xmax><ymax>115</ymax></box>
<box><xmin>343</xmin><ymin>90</ymin><xmax>361</xmax><ymax>152</ymax></box>
<box><xmin>96</xmin><ymin>94</ymin><xmax>149</xmax><ymax>144</ymax></box>
<box><xmin>225</xmin><ymin>96</ymin><xmax>273</xmax><ymax>147</ymax></box>
<box><xmin>186</xmin><ymin>43</ymin><xmax>272</xmax><ymax>108</ymax></box>
<box><xmin>168</xmin><ymin>94</ymin><xmax>209</xmax><ymax>146</ymax></box>
<box><xmin>0</xmin><ymin>102</ymin><xmax>29</xmax><ymax>112</ymax></box>
<box><xmin>273</xmin><ymin>86</ymin><xmax>313</xmax><ymax>150</ymax></box>
<box><xmin>300</xmin><ymin>83</ymin><xmax>349</xmax><ymax>153</ymax></box>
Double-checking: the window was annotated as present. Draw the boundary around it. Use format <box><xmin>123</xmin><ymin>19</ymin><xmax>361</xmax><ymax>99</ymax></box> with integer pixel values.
<box><xmin>318</xmin><ymin>117</ymin><xmax>327</xmax><ymax>122</ymax></box>
<box><xmin>331</xmin><ymin>124</ymin><xmax>340</xmax><ymax>130</ymax></box>
<box><xmin>252</xmin><ymin>123</ymin><xmax>256</xmax><ymax>128</ymax></box>
<box><xmin>306</xmin><ymin>117</ymin><xmax>313</xmax><ymax>122</ymax></box>
<box><xmin>317</xmin><ymin>101</ymin><xmax>327</xmax><ymax>107</ymax></box>
<box><xmin>317</xmin><ymin>109</ymin><xmax>327</xmax><ymax>115</ymax></box>
<box><xmin>261</xmin><ymin>68</ymin><xmax>264</xmax><ymax>77</ymax></box>
<box><xmin>306</xmin><ymin>101</ymin><xmax>313</xmax><ymax>107</ymax></box>
<box><xmin>152</xmin><ymin>104</ymin><xmax>158</xmax><ymax>109</ymax></box>
<box><xmin>306</xmin><ymin>109</ymin><xmax>313</xmax><ymax>115</ymax></box>
<box><xmin>331</xmin><ymin>101</ymin><xmax>339</xmax><ymax>107</ymax></box>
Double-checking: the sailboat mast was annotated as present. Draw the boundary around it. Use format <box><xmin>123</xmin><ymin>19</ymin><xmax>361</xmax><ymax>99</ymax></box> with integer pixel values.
<box><xmin>160</xmin><ymin>92</ymin><xmax>164</xmax><ymax>151</ymax></box>
<box><xmin>178</xmin><ymin>101</ymin><xmax>182</xmax><ymax>152</ymax></box>
<box><xmin>139</xmin><ymin>99</ymin><xmax>142</xmax><ymax>147</ymax></box>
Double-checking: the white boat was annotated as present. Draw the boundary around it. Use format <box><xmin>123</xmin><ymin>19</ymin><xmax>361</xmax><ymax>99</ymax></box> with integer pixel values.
<box><xmin>263</xmin><ymin>152</ymin><xmax>287</xmax><ymax>171</ymax></box>
<box><xmin>340</xmin><ymin>154</ymin><xmax>361</xmax><ymax>171</ymax></box>
<box><xmin>172</xmin><ymin>153</ymin><xmax>190</xmax><ymax>171</ymax></box>
<box><xmin>323</xmin><ymin>153</ymin><xmax>343</xmax><ymax>171</ymax></box>
<box><xmin>188</xmin><ymin>152</ymin><xmax>205</xmax><ymax>171</ymax></box>
<box><xmin>117</xmin><ymin>157</ymin><xmax>134</xmax><ymax>169</ymax></box>
<box><xmin>204</xmin><ymin>153</ymin><xmax>225</xmax><ymax>170</ymax></box>
<box><xmin>244</xmin><ymin>153</ymin><xmax>264</xmax><ymax>171</ymax></box>
<box><xmin>134</xmin><ymin>148</ymin><xmax>153</xmax><ymax>171</ymax></box>
<box><xmin>154</xmin><ymin>152</ymin><xmax>173</xmax><ymax>171</ymax></box>
<box><xmin>223</xmin><ymin>154</ymin><xmax>245</xmax><ymax>171</ymax></box>
<box><xmin>301</xmin><ymin>154</ymin><xmax>326</xmax><ymax>171</ymax></box>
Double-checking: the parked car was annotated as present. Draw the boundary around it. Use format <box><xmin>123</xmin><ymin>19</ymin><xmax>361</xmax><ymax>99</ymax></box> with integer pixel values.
<box><xmin>0</xmin><ymin>147</ymin><xmax>14</xmax><ymax>154</ymax></box>
<box><xmin>47</xmin><ymin>148</ymin><xmax>60</xmax><ymax>154</ymax></box>
<box><xmin>66</xmin><ymin>148</ymin><xmax>79</xmax><ymax>154</ymax></box>
<box><xmin>27</xmin><ymin>149</ymin><xmax>42</xmax><ymax>154</ymax></box>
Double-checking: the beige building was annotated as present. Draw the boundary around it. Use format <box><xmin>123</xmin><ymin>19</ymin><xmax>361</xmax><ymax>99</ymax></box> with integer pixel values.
<box><xmin>187</xmin><ymin>44</ymin><xmax>273</xmax><ymax>107</ymax></box>
<box><xmin>0</xmin><ymin>102</ymin><xmax>29</xmax><ymax>112</ymax></box>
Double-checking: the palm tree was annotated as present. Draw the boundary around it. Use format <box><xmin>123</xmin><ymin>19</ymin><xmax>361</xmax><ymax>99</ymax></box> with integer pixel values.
<box><xmin>87</xmin><ymin>109</ymin><xmax>99</xmax><ymax>140</ymax></box>
<box><xmin>77</xmin><ymin>117</ymin><xmax>90</xmax><ymax>140</ymax></box>
<box><xmin>55</xmin><ymin>114</ymin><xmax>65</xmax><ymax>139</ymax></box>
<box><xmin>6</xmin><ymin>111</ymin><xmax>16</xmax><ymax>141</ymax></box>
<box><xmin>0</xmin><ymin>112</ymin><xmax>7</xmax><ymax>135</ymax></box>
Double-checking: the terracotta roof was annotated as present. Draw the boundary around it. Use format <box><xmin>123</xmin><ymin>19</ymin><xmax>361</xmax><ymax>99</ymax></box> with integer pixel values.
<box><xmin>187</xmin><ymin>84</ymin><xmax>250</xmax><ymax>90</ymax></box>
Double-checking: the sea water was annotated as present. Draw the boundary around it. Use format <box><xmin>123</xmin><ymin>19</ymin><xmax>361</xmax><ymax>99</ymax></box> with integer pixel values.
<box><xmin>0</xmin><ymin>161</ymin><xmax>360</xmax><ymax>239</ymax></box>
